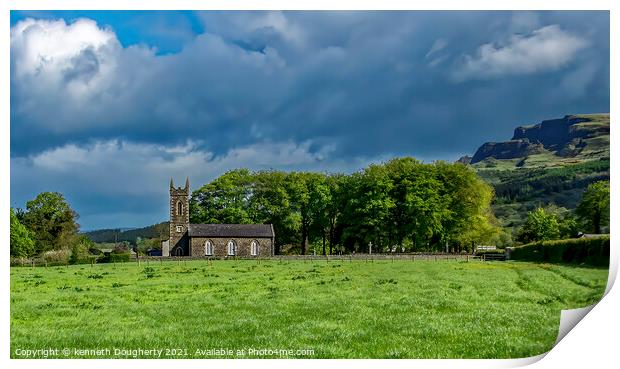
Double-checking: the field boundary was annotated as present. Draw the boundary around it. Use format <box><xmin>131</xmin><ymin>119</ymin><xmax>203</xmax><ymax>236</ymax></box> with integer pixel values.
<box><xmin>10</xmin><ymin>253</ymin><xmax>491</xmax><ymax>267</ymax></box>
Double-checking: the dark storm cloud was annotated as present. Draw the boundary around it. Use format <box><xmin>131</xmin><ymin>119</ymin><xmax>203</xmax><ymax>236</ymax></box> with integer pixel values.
<box><xmin>10</xmin><ymin>11</ymin><xmax>609</xmax><ymax>228</ymax></box>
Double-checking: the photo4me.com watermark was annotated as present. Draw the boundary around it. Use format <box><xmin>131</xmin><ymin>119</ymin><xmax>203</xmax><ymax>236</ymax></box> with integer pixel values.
<box><xmin>13</xmin><ymin>347</ymin><xmax>316</xmax><ymax>358</ymax></box>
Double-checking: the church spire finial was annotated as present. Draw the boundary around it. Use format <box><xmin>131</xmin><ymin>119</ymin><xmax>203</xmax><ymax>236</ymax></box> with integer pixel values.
<box><xmin>185</xmin><ymin>177</ymin><xmax>190</xmax><ymax>191</ymax></box>
<box><xmin>170</xmin><ymin>177</ymin><xmax>174</xmax><ymax>189</ymax></box>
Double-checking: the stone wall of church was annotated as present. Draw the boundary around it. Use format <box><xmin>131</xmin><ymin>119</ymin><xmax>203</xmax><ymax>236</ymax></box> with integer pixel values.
<box><xmin>189</xmin><ymin>237</ymin><xmax>274</xmax><ymax>257</ymax></box>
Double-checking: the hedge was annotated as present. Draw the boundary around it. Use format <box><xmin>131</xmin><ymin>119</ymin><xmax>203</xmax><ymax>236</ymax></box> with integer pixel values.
<box><xmin>510</xmin><ymin>236</ymin><xmax>609</xmax><ymax>267</ymax></box>
<box><xmin>98</xmin><ymin>252</ymin><xmax>132</xmax><ymax>263</ymax></box>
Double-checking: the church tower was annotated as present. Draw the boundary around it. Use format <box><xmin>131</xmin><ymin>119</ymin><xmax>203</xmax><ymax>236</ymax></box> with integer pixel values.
<box><xmin>169</xmin><ymin>177</ymin><xmax>190</xmax><ymax>256</ymax></box>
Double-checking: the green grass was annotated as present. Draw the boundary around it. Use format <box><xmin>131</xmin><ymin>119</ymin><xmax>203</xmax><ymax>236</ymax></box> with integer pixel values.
<box><xmin>10</xmin><ymin>259</ymin><xmax>608</xmax><ymax>359</ymax></box>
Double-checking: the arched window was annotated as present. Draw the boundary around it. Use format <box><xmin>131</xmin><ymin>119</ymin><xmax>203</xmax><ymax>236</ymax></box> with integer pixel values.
<box><xmin>251</xmin><ymin>240</ymin><xmax>259</xmax><ymax>256</ymax></box>
<box><xmin>227</xmin><ymin>240</ymin><xmax>236</xmax><ymax>256</ymax></box>
<box><xmin>205</xmin><ymin>240</ymin><xmax>213</xmax><ymax>256</ymax></box>
<box><xmin>175</xmin><ymin>247</ymin><xmax>183</xmax><ymax>256</ymax></box>
<box><xmin>177</xmin><ymin>201</ymin><xmax>184</xmax><ymax>216</ymax></box>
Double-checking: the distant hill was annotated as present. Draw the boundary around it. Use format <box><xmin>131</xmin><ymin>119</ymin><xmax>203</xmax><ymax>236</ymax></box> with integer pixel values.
<box><xmin>460</xmin><ymin>114</ymin><xmax>610</xmax><ymax>230</ymax></box>
<box><xmin>83</xmin><ymin>222</ymin><xmax>169</xmax><ymax>244</ymax></box>
<box><xmin>468</xmin><ymin>114</ymin><xmax>609</xmax><ymax>169</ymax></box>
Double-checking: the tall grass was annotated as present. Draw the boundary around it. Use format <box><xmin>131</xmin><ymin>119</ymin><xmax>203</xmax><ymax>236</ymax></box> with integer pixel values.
<box><xmin>10</xmin><ymin>259</ymin><xmax>608</xmax><ymax>358</ymax></box>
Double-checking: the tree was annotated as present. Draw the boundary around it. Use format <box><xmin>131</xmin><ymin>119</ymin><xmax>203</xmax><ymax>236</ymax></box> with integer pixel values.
<box><xmin>69</xmin><ymin>234</ymin><xmax>94</xmax><ymax>264</ymax></box>
<box><xmin>250</xmin><ymin>170</ymin><xmax>297</xmax><ymax>254</ymax></box>
<box><xmin>190</xmin><ymin>169</ymin><xmax>253</xmax><ymax>224</ymax></box>
<box><xmin>517</xmin><ymin>208</ymin><xmax>560</xmax><ymax>243</ymax></box>
<box><xmin>21</xmin><ymin>192</ymin><xmax>79</xmax><ymax>254</ymax></box>
<box><xmin>287</xmin><ymin>172</ymin><xmax>329</xmax><ymax>255</ymax></box>
<box><xmin>10</xmin><ymin>208</ymin><xmax>35</xmax><ymax>258</ymax></box>
<box><xmin>576</xmin><ymin>180</ymin><xmax>610</xmax><ymax>234</ymax></box>
<box><xmin>307</xmin><ymin>174</ymin><xmax>331</xmax><ymax>255</ymax></box>
<box><xmin>435</xmin><ymin>161</ymin><xmax>496</xmax><ymax>251</ymax></box>
<box><xmin>340</xmin><ymin>165</ymin><xmax>395</xmax><ymax>252</ymax></box>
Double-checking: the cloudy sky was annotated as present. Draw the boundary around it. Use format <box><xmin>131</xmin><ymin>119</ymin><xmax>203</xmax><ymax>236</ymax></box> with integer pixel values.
<box><xmin>10</xmin><ymin>11</ymin><xmax>609</xmax><ymax>230</ymax></box>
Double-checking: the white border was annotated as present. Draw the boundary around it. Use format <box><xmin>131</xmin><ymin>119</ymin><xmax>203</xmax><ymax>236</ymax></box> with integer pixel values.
<box><xmin>2</xmin><ymin>1</ymin><xmax>617</xmax><ymax>369</ymax></box>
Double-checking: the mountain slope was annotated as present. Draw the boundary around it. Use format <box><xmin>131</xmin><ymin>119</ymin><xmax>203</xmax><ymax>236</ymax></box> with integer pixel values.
<box><xmin>470</xmin><ymin>114</ymin><xmax>609</xmax><ymax>169</ymax></box>
<box><xmin>462</xmin><ymin>113</ymin><xmax>610</xmax><ymax>230</ymax></box>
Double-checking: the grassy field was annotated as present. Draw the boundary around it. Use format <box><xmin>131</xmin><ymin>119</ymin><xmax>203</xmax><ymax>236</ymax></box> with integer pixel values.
<box><xmin>10</xmin><ymin>259</ymin><xmax>608</xmax><ymax>359</ymax></box>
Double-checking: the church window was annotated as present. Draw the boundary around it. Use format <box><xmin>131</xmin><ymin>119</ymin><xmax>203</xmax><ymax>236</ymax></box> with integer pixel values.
<box><xmin>177</xmin><ymin>201</ymin><xmax>184</xmax><ymax>216</ymax></box>
<box><xmin>251</xmin><ymin>240</ymin><xmax>259</xmax><ymax>256</ymax></box>
<box><xmin>205</xmin><ymin>240</ymin><xmax>213</xmax><ymax>256</ymax></box>
<box><xmin>227</xmin><ymin>240</ymin><xmax>236</xmax><ymax>256</ymax></box>
<box><xmin>176</xmin><ymin>225</ymin><xmax>183</xmax><ymax>233</ymax></box>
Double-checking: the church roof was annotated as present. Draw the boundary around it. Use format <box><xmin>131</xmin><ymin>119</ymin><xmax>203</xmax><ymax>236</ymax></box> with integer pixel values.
<box><xmin>188</xmin><ymin>223</ymin><xmax>274</xmax><ymax>238</ymax></box>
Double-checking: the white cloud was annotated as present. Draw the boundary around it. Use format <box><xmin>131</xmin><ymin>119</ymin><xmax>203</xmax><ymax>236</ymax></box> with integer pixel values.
<box><xmin>453</xmin><ymin>25</ymin><xmax>589</xmax><ymax>81</ymax></box>
<box><xmin>11</xmin><ymin>18</ymin><xmax>120</xmax><ymax>97</ymax></box>
<box><xmin>15</xmin><ymin>139</ymin><xmax>344</xmax><ymax>196</ymax></box>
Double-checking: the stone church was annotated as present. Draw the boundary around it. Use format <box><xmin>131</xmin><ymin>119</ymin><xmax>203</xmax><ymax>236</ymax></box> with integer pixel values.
<box><xmin>162</xmin><ymin>178</ymin><xmax>275</xmax><ymax>257</ymax></box>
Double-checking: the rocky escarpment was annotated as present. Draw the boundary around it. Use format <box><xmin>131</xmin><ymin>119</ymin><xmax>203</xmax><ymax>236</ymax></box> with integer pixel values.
<box><xmin>470</xmin><ymin>140</ymin><xmax>546</xmax><ymax>163</ymax></box>
<box><xmin>470</xmin><ymin>114</ymin><xmax>609</xmax><ymax>164</ymax></box>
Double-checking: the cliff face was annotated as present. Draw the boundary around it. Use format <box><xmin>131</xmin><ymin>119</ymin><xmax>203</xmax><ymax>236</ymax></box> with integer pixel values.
<box><xmin>471</xmin><ymin>140</ymin><xmax>544</xmax><ymax>163</ymax></box>
<box><xmin>470</xmin><ymin>114</ymin><xmax>609</xmax><ymax>165</ymax></box>
<box><xmin>512</xmin><ymin>116</ymin><xmax>592</xmax><ymax>148</ymax></box>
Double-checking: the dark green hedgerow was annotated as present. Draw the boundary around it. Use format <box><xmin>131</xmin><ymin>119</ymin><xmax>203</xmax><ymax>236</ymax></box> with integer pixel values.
<box><xmin>510</xmin><ymin>237</ymin><xmax>609</xmax><ymax>266</ymax></box>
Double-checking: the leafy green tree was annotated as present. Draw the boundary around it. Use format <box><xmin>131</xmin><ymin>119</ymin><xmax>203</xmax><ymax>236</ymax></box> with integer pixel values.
<box><xmin>250</xmin><ymin>170</ymin><xmax>298</xmax><ymax>254</ymax></box>
<box><xmin>69</xmin><ymin>234</ymin><xmax>94</xmax><ymax>264</ymax></box>
<box><xmin>307</xmin><ymin>174</ymin><xmax>331</xmax><ymax>255</ymax></box>
<box><xmin>10</xmin><ymin>208</ymin><xmax>35</xmax><ymax>258</ymax></box>
<box><xmin>435</xmin><ymin>161</ymin><xmax>497</xmax><ymax>250</ymax></box>
<box><xmin>325</xmin><ymin>174</ymin><xmax>347</xmax><ymax>254</ymax></box>
<box><xmin>287</xmin><ymin>172</ymin><xmax>330</xmax><ymax>254</ymax></box>
<box><xmin>21</xmin><ymin>192</ymin><xmax>79</xmax><ymax>254</ymax></box>
<box><xmin>558</xmin><ymin>214</ymin><xmax>580</xmax><ymax>239</ymax></box>
<box><xmin>190</xmin><ymin>169</ymin><xmax>253</xmax><ymax>224</ymax></box>
<box><xmin>341</xmin><ymin>165</ymin><xmax>395</xmax><ymax>252</ymax></box>
<box><xmin>576</xmin><ymin>180</ymin><xmax>610</xmax><ymax>234</ymax></box>
<box><xmin>517</xmin><ymin>208</ymin><xmax>560</xmax><ymax>243</ymax></box>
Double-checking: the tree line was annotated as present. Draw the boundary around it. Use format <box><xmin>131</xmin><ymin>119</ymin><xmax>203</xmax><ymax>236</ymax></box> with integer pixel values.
<box><xmin>190</xmin><ymin>157</ymin><xmax>499</xmax><ymax>254</ymax></box>
<box><xmin>10</xmin><ymin>158</ymin><xmax>609</xmax><ymax>260</ymax></box>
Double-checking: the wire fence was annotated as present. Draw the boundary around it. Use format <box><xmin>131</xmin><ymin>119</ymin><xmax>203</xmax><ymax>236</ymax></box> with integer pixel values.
<box><xmin>10</xmin><ymin>252</ymin><xmax>506</xmax><ymax>268</ymax></box>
